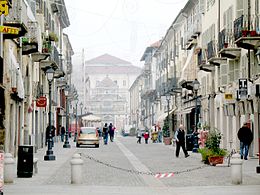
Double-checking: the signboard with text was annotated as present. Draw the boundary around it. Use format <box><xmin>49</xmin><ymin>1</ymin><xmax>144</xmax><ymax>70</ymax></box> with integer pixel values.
<box><xmin>238</xmin><ymin>78</ymin><xmax>248</xmax><ymax>99</ymax></box>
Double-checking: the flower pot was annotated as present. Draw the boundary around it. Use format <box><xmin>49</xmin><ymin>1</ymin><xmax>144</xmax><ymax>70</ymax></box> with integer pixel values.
<box><xmin>241</xmin><ymin>30</ymin><xmax>249</xmax><ymax>37</ymax></box>
<box><xmin>208</xmin><ymin>156</ymin><xmax>224</xmax><ymax>166</ymax></box>
<box><xmin>250</xmin><ymin>30</ymin><xmax>257</xmax><ymax>36</ymax></box>
<box><xmin>163</xmin><ymin>137</ymin><xmax>172</xmax><ymax>145</ymax></box>
<box><xmin>224</xmin><ymin>43</ymin><xmax>228</xmax><ymax>48</ymax></box>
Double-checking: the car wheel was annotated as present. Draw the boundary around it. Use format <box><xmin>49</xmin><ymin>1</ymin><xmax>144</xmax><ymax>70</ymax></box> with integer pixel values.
<box><xmin>95</xmin><ymin>144</ymin><xmax>99</xmax><ymax>148</ymax></box>
<box><xmin>76</xmin><ymin>143</ymin><xmax>80</xmax><ymax>147</ymax></box>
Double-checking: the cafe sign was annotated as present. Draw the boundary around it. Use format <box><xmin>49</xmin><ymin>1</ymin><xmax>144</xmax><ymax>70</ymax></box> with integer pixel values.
<box><xmin>36</xmin><ymin>96</ymin><xmax>47</xmax><ymax>108</ymax></box>
<box><xmin>0</xmin><ymin>26</ymin><xmax>19</xmax><ymax>34</ymax></box>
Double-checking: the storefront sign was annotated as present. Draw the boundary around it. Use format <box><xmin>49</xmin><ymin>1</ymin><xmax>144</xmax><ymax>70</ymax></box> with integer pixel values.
<box><xmin>36</xmin><ymin>96</ymin><xmax>47</xmax><ymax>107</ymax></box>
<box><xmin>224</xmin><ymin>93</ymin><xmax>233</xmax><ymax>100</ymax></box>
<box><xmin>0</xmin><ymin>26</ymin><xmax>19</xmax><ymax>34</ymax></box>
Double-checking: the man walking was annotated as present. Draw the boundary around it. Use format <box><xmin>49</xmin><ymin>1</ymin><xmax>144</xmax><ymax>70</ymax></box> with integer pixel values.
<box><xmin>174</xmin><ymin>124</ymin><xmax>189</xmax><ymax>158</ymax></box>
<box><xmin>103</xmin><ymin>123</ymin><xmax>109</xmax><ymax>145</ymax></box>
<box><xmin>237</xmin><ymin>122</ymin><xmax>253</xmax><ymax>160</ymax></box>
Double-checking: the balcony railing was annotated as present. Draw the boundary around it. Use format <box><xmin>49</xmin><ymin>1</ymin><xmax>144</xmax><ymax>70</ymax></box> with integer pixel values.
<box><xmin>234</xmin><ymin>15</ymin><xmax>243</xmax><ymax>40</ymax></box>
<box><xmin>207</xmin><ymin>40</ymin><xmax>216</xmax><ymax>60</ymax></box>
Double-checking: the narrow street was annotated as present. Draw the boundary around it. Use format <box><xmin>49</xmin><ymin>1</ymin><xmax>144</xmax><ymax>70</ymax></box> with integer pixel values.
<box><xmin>4</xmin><ymin>136</ymin><xmax>260</xmax><ymax>195</ymax></box>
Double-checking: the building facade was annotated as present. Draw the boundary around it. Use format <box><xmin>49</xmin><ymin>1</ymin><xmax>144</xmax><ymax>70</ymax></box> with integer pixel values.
<box><xmin>84</xmin><ymin>54</ymin><xmax>141</xmax><ymax>130</ymax></box>
<box><xmin>134</xmin><ymin>0</ymin><xmax>260</xmax><ymax>157</ymax></box>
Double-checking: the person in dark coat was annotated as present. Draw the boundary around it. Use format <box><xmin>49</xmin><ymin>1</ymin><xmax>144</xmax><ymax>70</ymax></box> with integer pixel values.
<box><xmin>60</xmin><ymin>126</ymin><xmax>65</xmax><ymax>142</ymax></box>
<box><xmin>174</xmin><ymin>124</ymin><xmax>189</xmax><ymax>158</ymax></box>
<box><xmin>237</xmin><ymin>122</ymin><xmax>253</xmax><ymax>160</ymax></box>
<box><xmin>103</xmin><ymin>123</ymin><xmax>109</xmax><ymax>145</ymax></box>
<box><xmin>108</xmin><ymin>123</ymin><xmax>115</xmax><ymax>142</ymax></box>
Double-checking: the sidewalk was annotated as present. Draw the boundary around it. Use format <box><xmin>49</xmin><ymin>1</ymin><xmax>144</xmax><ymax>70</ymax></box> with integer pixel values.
<box><xmin>4</xmin><ymin>137</ymin><xmax>260</xmax><ymax>195</ymax></box>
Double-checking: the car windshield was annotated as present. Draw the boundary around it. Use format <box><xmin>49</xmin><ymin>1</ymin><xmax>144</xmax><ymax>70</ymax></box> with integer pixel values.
<box><xmin>80</xmin><ymin>128</ymin><xmax>96</xmax><ymax>134</ymax></box>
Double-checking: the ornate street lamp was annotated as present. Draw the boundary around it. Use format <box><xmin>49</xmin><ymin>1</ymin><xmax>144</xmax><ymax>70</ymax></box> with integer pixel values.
<box><xmin>80</xmin><ymin>102</ymin><xmax>83</xmax><ymax>115</ymax></box>
<box><xmin>192</xmin><ymin>78</ymin><xmax>200</xmax><ymax>153</ymax></box>
<box><xmin>44</xmin><ymin>68</ymin><xmax>55</xmax><ymax>161</ymax></box>
<box><xmin>74</xmin><ymin>98</ymin><xmax>78</xmax><ymax>142</ymax></box>
<box><xmin>63</xmin><ymin>85</ymin><xmax>71</xmax><ymax>148</ymax></box>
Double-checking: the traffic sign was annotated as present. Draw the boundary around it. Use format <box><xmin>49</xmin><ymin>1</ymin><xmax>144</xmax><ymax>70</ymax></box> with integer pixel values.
<box><xmin>0</xmin><ymin>1</ymin><xmax>8</xmax><ymax>16</ymax></box>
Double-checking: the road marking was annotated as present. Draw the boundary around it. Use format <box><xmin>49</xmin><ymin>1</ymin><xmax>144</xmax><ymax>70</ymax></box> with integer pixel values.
<box><xmin>154</xmin><ymin>173</ymin><xmax>174</xmax><ymax>179</ymax></box>
<box><xmin>115</xmin><ymin>140</ymin><xmax>165</xmax><ymax>187</ymax></box>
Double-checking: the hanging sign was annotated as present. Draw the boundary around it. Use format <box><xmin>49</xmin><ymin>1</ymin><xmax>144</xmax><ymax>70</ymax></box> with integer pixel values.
<box><xmin>36</xmin><ymin>96</ymin><xmax>47</xmax><ymax>107</ymax></box>
<box><xmin>0</xmin><ymin>26</ymin><xmax>19</xmax><ymax>34</ymax></box>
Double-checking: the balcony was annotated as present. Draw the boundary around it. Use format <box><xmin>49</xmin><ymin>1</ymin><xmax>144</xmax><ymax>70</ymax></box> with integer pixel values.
<box><xmin>22</xmin><ymin>37</ymin><xmax>38</xmax><ymax>55</ymax></box>
<box><xmin>234</xmin><ymin>15</ymin><xmax>260</xmax><ymax>50</ymax></box>
<box><xmin>218</xmin><ymin>28</ymin><xmax>241</xmax><ymax>59</ymax></box>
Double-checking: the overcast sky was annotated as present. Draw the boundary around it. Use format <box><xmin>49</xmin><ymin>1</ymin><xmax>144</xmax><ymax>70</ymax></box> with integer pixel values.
<box><xmin>63</xmin><ymin>0</ymin><xmax>188</xmax><ymax>67</ymax></box>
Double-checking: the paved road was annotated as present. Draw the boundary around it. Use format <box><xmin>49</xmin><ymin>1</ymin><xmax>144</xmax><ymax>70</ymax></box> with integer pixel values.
<box><xmin>4</xmin><ymin>136</ymin><xmax>260</xmax><ymax>194</ymax></box>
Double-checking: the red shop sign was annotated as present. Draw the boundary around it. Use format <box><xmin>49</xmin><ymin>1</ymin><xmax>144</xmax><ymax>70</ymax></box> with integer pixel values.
<box><xmin>36</xmin><ymin>96</ymin><xmax>47</xmax><ymax>107</ymax></box>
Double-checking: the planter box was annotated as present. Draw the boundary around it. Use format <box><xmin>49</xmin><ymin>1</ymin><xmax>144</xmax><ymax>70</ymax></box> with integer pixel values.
<box><xmin>208</xmin><ymin>156</ymin><xmax>224</xmax><ymax>166</ymax></box>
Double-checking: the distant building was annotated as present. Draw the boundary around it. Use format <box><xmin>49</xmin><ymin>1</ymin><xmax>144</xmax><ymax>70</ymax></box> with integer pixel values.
<box><xmin>85</xmin><ymin>54</ymin><xmax>141</xmax><ymax>130</ymax></box>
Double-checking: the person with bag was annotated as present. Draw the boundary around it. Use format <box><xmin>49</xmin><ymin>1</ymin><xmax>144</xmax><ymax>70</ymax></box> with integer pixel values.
<box><xmin>174</xmin><ymin>124</ymin><xmax>189</xmax><ymax>158</ymax></box>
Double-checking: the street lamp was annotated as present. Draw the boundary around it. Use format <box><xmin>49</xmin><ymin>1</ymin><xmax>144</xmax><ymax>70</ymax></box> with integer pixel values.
<box><xmin>63</xmin><ymin>85</ymin><xmax>71</xmax><ymax>148</ymax></box>
<box><xmin>74</xmin><ymin>98</ymin><xmax>78</xmax><ymax>142</ymax></box>
<box><xmin>166</xmin><ymin>93</ymin><xmax>171</xmax><ymax>137</ymax></box>
<box><xmin>44</xmin><ymin>68</ymin><xmax>55</xmax><ymax>161</ymax></box>
<box><xmin>192</xmin><ymin>78</ymin><xmax>200</xmax><ymax>153</ymax></box>
<box><xmin>136</xmin><ymin>109</ymin><xmax>139</xmax><ymax>129</ymax></box>
<box><xmin>80</xmin><ymin>102</ymin><xmax>83</xmax><ymax>115</ymax></box>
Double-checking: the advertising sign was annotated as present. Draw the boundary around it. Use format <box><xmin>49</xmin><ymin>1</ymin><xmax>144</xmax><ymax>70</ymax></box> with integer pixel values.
<box><xmin>36</xmin><ymin>96</ymin><xmax>47</xmax><ymax>107</ymax></box>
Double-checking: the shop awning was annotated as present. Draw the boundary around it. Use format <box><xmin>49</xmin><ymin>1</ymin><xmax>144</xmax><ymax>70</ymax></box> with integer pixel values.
<box><xmin>180</xmin><ymin>107</ymin><xmax>194</xmax><ymax>115</ymax></box>
<box><xmin>157</xmin><ymin>113</ymin><xmax>168</xmax><ymax>123</ymax></box>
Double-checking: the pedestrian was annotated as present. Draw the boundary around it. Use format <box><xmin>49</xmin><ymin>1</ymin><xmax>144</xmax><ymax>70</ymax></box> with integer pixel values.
<box><xmin>137</xmin><ymin>129</ymin><xmax>142</xmax><ymax>144</ymax></box>
<box><xmin>158</xmin><ymin>126</ymin><xmax>162</xmax><ymax>143</ymax></box>
<box><xmin>174</xmin><ymin>124</ymin><xmax>189</xmax><ymax>158</ymax></box>
<box><xmin>103</xmin><ymin>123</ymin><xmax>109</xmax><ymax>145</ymax></box>
<box><xmin>144</xmin><ymin>130</ymin><xmax>149</xmax><ymax>144</ymax></box>
<box><xmin>45</xmin><ymin>124</ymin><xmax>55</xmax><ymax>147</ymax></box>
<box><xmin>108</xmin><ymin>123</ymin><xmax>115</xmax><ymax>142</ymax></box>
<box><xmin>60</xmin><ymin>126</ymin><xmax>65</xmax><ymax>142</ymax></box>
<box><xmin>237</xmin><ymin>122</ymin><xmax>253</xmax><ymax>160</ymax></box>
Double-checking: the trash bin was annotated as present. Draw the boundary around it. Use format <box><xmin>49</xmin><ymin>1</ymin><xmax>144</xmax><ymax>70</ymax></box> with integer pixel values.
<box><xmin>186</xmin><ymin>134</ymin><xmax>194</xmax><ymax>151</ymax></box>
<box><xmin>17</xmin><ymin>145</ymin><xmax>33</xmax><ymax>178</ymax></box>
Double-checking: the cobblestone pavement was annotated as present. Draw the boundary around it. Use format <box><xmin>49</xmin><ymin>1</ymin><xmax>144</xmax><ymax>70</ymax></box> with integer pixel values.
<box><xmin>4</xmin><ymin>136</ymin><xmax>260</xmax><ymax>195</ymax></box>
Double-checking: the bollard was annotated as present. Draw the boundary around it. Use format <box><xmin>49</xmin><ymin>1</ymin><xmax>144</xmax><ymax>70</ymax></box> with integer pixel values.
<box><xmin>4</xmin><ymin>153</ymin><xmax>15</xmax><ymax>183</ymax></box>
<box><xmin>70</xmin><ymin>153</ymin><xmax>83</xmax><ymax>184</ymax></box>
<box><xmin>230</xmin><ymin>153</ymin><xmax>243</xmax><ymax>185</ymax></box>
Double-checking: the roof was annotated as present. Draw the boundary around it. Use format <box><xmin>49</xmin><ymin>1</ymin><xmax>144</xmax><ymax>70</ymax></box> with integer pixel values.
<box><xmin>140</xmin><ymin>40</ymin><xmax>161</xmax><ymax>61</ymax></box>
<box><xmin>97</xmin><ymin>76</ymin><xmax>118</xmax><ymax>88</ymax></box>
<box><xmin>86</xmin><ymin>54</ymin><xmax>132</xmax><ymax>65</ymax></box>
<box><xmin>86</xmin><ymin>65</ymin><xmax>141</xmax><ymax>74</ymax></box>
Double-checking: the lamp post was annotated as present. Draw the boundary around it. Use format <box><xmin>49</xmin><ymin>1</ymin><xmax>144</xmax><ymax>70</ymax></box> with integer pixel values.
<box><xmin>192</xmin><ymin>78</ymin><xmax>200</xmax><ymax>153</ymax></box>
<box><xmin>80</xmin><ymin>102</ymin><xmax>83</xmax><ymax>115</ymax></box>
<box><xmin>74</xmin><ymin>99</ymin><xmax>78</xmax><ymax>142</ymax></box>
<box><xmin>166</xmin><ymin>93</ymin><xmax>171</xmax><ymax>137</ymax></box>
<box><xmin>63</xmin><ymin>85</ymin><xmax>71</xmax><ymax>148</ymax></box>
<box><xmin>44</xmin><ymin>68</ymin><xmax>55</xmax><ymax>161</ymax></box>
<box><xmin>136</xmin><ymin>109</ymin><xmax>139</xmax><ymax>129</ymax></box>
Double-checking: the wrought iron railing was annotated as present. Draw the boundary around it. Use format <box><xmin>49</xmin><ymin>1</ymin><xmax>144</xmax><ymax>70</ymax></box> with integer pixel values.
<box><xmin>234</xmin><ymin>15</ymin><xmax>243</xmax><ymax>40</ymax></box>
<box><xmin>207</xmin><ymin>40</ymin><xmax>216</xmax><ymax>60</ymax></box>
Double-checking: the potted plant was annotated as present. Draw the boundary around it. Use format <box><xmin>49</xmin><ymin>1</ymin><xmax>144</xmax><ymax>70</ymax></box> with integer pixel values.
<box><xmin>48</xmin><ymin>32</ymin><xmax>58</xmax><ymax>42</ymax></box>
<box><xmin>198</xmin><ymin>128</ymin><xmax>227</xmax><ymax>166</ymax></box>
<box><xmin>162</xmin><ymin>117</ymin><xmax>171</xmax><ymax>145</ymax></box>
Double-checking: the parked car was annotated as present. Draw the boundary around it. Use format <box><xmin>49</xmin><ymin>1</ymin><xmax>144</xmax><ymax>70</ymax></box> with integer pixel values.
<box><xmin>76</xmin><ymin>127</ymin><xmax>99</xmax><ymax>148</ymax></box>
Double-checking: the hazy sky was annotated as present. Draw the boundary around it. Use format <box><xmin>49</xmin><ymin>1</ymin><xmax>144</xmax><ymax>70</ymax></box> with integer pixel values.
<box><xmin>64</xmin><ymin>0</ymin><xmax>188</xmax><ymax>67</ymax></box>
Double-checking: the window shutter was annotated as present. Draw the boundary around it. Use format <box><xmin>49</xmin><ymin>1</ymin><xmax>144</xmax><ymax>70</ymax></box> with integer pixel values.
<box><xmin>220</xmin><ymin>64</ymin><xmax>228</xmax><ymax>86</ymax></box>
<box><xmin>236</xmin><ymin>0</ymin><xmax>244</xmax><ymax>17</ymax></box>
<box><xmin>229</xmin><ymin>60</ymin><xmax>235</xmax><ymax>83</ymax></box>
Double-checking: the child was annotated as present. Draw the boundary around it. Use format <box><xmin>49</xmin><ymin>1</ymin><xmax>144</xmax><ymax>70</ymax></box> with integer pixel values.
<box><xmin>144</xmin><ymin>131</ymin><xmax>149</xmax><ymax>144</ymax></box>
